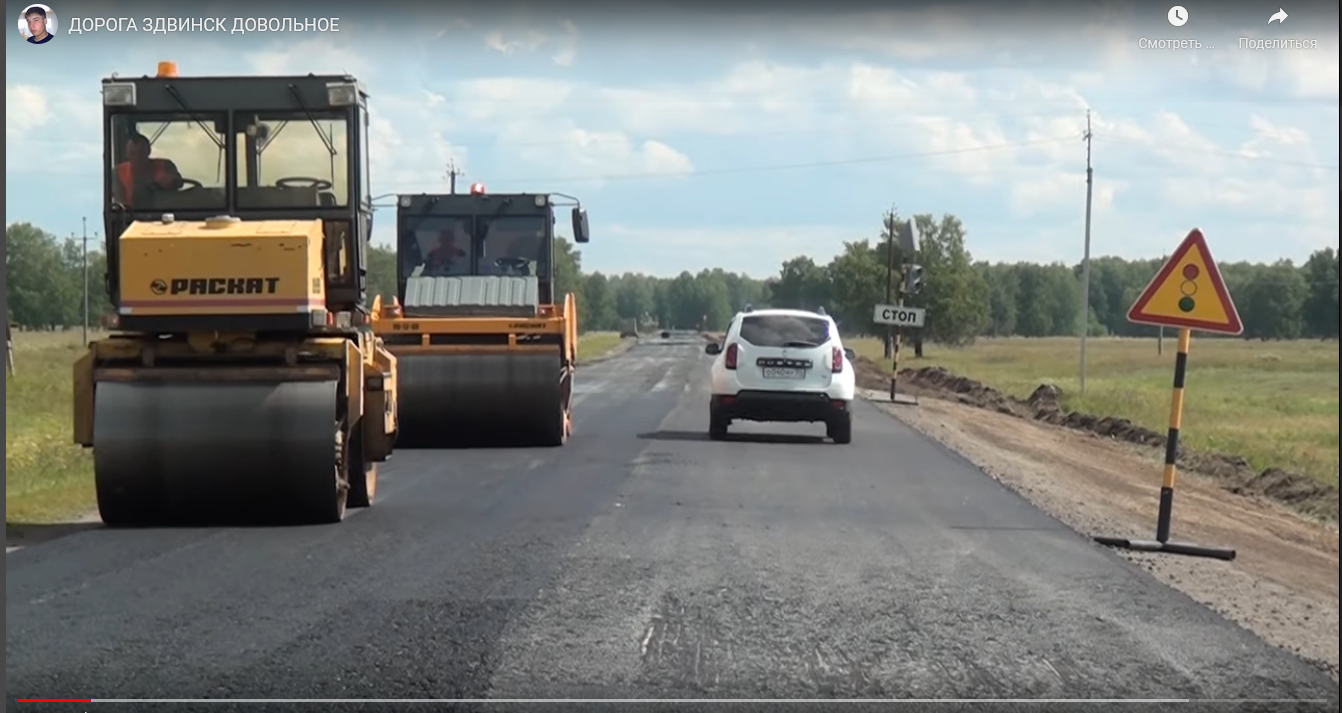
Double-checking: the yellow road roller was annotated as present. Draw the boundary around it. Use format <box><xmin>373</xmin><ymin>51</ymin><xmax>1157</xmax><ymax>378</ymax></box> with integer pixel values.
<box><xmin>369</xmin><ymin>184</ymin><xmax>590</xmax><ymax>448</ymax></box>
<box><xmin>73</xmin><ymin>62</ymin><xmax>399</xmax><ymax>527</ymax></box>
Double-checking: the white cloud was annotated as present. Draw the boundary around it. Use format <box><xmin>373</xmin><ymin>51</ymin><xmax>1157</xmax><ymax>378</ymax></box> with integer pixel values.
<box><xmin>767</xmin><ymin>8</ymin><xmax>1340</xmax><ymax>106</ymax></box>
<box><xmin>552</xmin><ymin>20</ymin><xmax>580</xmax><ymax>68</ymax></box>
<box><xmin>598</xmin><ymin>224</ymin><xmax>859</xmax><ymax>278</ymax></box>
<box><xmin>393</xmin><ymin>78</ymin><xmax>693</xmax><ymax>190</ymax></box>
<box><xmin>1010</xmin><ymin>173</ymin><xmax>1121</xmax><ymax>218</ymax></box>
<box><xmin>245</xmin><ymin>37</ymin><xmax>372</xmax><ymax>77</ymax></box>
<box><xmin>485</xmin><ymin>29</ymin><xmax>546</xmax><ymax>56</ymax></box>
<box><xmin>7</xmin><ymin>84</ymin><xmax>101</xmax><ymax>172</ymax></box>
<box><xmin>6</xmin><ymin>85</ymin><xmax>50</xmax><ymax>142</ymax></box>
<box><xmin>483</xmin><ymin>19</ymin><xmax>581</xmax><ymax>67</ymax></box>
<box><xmin>759</xmin><ymin>9</ymin><xmax>1014</xmax><ymax>61</ymax></box>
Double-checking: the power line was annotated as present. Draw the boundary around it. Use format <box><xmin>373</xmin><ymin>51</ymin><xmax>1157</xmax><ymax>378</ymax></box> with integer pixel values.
<box><xmin>28</xmin><ymin>93</ymin><xmax>1341</xmax><ymax>106</ymax></box>
<box><xmin>1095</xmin><ymin>132</ymin><xmax>1340</xmax><ymax>170</ymax></box>
<box><xmin>468</xmin><ymin>137</ymin><xmax>1076</xmax><ymax>185</ymax></box>
<box><xmin>20</xmin><ymin>104</ymin><xmax>1335</xmax><ymax>174</ymax></box>
<box><xmin>23</xmin><ymin>110</ymin><xmax>1071</xmax><ymax>151</ymax></box>
<box><xmin>2</xmin><ymin>136</ymin><xmax>1077</xmax><ymax>184</ymax></box>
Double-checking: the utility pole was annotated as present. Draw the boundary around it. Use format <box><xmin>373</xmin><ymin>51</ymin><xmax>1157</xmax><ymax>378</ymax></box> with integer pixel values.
<box><xmin>883</xmin><ymin>207</ymin><xmax>897</xmax><ymax>359</ymax></box>
<box><xmin>446</xmin><ymin>160</ymin><xmax>463</xmax><ymax>194</ymax></box>
<box><xmin>82</xmin><ymin>217</ymin><xmax>89</xmax><ymax>345</ymax></box>
<box><xmin>1079</xmin><ymin>109</ymin><xmax>1094</xmax><ymax>398</ymax></box>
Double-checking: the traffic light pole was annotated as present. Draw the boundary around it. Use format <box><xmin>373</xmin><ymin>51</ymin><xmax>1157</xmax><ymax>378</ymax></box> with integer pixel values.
<box><xmin>889</xmin><ymin>263</ymin><xmax>908</xmax><ymax>401</ymax></box>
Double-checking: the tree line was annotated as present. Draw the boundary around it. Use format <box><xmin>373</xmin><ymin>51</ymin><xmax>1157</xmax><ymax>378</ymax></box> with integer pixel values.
<box><xmin>7</xmin><ymin>218</ymin><xmax>1338</xmax><ymax>343</ymax></box>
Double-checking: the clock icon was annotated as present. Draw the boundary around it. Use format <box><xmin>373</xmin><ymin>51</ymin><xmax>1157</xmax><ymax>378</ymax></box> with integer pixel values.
<box><xmin>1168</xmin><ymin>6</ymin><xmax>1189</xmax><ymax>26</ymax></box>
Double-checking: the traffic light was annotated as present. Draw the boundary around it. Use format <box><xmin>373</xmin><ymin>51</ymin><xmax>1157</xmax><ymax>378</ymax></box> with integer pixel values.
<box><xmin>903</xmin><ymin>264</ymin><xmax>925</xmax><ymax>295</ymax></box>
<box><xmin>1178</xmin><ymin>263</ymin><xmax>1199</xmax><ymax>313</ymax></box>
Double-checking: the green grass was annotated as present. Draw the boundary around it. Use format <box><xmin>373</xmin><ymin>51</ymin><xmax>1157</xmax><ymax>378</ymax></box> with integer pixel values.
<box><xmin>853</xmin><ymin>336</ymin><xmax>1340</xmax><ymax>489</ymax></box>
<box><xmin>6</xmin><ymin>329</ymin><xmax>633</xmax><ymax>524</ymax></box>
<box><xmin>6</xmin><ymin>330</ymin><xmax>101</xmax><ymax>524</ymax></box>
<box><xmin>576</xmin><ymin>332</ymin><xmax>627</xmax><ymax>362</ymax></box>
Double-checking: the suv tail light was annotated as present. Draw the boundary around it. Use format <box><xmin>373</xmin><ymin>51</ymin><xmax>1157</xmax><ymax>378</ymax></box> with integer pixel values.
<box><xmin>831</xmin><ymin>346</ymin><xmax>844</xmax><ymax>373</ymax></box>
<box><xmin>725</xmin><ymin>343</ymin><xmax>739</xmax><ymax>370</ymax></box>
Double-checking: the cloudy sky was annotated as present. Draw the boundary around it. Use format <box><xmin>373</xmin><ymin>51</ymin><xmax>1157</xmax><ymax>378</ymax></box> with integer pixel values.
<box><xmin>6</xmin><ymin>1</ymin><xmax>1339</xmax><ymax>278</ymax></box>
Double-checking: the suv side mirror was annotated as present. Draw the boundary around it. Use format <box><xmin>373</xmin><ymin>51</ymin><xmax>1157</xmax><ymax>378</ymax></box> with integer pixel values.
<box><xmin>704</xmin><ymin>342</ymin><xmax>721</xmax><ymax>355</ymax></box>
<box><xmin>843</xmin><ymin>347</ymin><xmax>856</xmax><ymax>361</ymax></box>
<box><xmin>571</xmin><ymin>207</ymin><xmax>590</xmax><ymax>244</ymax></box>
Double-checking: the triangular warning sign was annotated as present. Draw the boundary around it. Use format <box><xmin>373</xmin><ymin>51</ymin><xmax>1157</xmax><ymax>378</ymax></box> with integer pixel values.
<box><xmin>1127</xmin><ymin>229</ymin><xmax>1243</xmax><ymax>335</ymax></box>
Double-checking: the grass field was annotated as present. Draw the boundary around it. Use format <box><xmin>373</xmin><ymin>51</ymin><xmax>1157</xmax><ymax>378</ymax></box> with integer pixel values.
<box><xmin>852</xmin><ymin>336</ymin><xmax>1340</xmax><ymax>488</ymax></box>
<box><xmin>576</xmin><ymin>332</ymin><xmax>626</xmax><ymax>362</ymax></box>
<box><xmin>5</xmin><ymin>329</ymin><xmax>631</xmax><ymax>524</ymax></box>
<box><xmin>6</xmin><ymin>330</ymin><xmax>100</xmax><ymax>524</ymax></box>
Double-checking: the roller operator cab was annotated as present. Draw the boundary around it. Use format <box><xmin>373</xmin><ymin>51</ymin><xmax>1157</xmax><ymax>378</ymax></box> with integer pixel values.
<box><xmin>704</xmin><ymin>308</ymin><xmax>857</xmax><ymax>444</ymax></box>
<box><xmin>370</xmin><ymin>186</ymin><xmax>590</xmax><ymax>448</ymax></box>
<box><xmin>72</xmin><ymin>62</ymin><xmax>400</xmax><ymax>528</ymax></box>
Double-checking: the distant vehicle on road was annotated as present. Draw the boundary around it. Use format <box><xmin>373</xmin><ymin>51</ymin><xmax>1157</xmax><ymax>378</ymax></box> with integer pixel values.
<box><xmin>704</xmin><ymin>307</ymin><xmax>856</xmax><ymax>443</ymax></box>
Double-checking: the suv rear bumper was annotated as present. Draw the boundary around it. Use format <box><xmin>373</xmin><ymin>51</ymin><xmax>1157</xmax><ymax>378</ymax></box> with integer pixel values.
<box><xmin>711</xmin><ymin>391</ymin><xmax>849</xmax><ymax>423</ymax></box>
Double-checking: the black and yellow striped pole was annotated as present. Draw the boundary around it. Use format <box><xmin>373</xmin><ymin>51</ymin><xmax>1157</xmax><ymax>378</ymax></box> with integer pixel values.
<box><xmin>1156</xmin><ymin>327</ymin><xmax>1190</xmax><ymax>543</ymax></box>
<box><xmin>1095</xmin><ymin>227</ymin><xmax>1241</xmax><ymax>560</ymax></box>
<box><xmin>1094</xmin><ymin>326</ymin><xmax>1236</xmax><ymax>560</ymax></box>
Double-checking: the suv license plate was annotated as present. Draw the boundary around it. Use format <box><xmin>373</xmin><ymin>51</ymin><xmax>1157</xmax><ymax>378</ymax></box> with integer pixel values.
<box><xmin>762</xmin><ymin>367</ymin><xmax>803</xmax><ymax>379</ymax></box>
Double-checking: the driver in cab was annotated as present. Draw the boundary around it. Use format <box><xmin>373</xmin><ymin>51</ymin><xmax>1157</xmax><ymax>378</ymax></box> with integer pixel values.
<box><xmin>115</xmin><ymin>133</ymin><xmax>184</xmax><ymax>207</ymax></box>
<box><xmin>423</xmin><ymin>231</ymin><xmax>468</xmax><ymax>277</ymax></box>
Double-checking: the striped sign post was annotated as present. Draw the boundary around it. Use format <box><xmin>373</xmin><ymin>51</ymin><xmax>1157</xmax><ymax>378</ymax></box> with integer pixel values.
<box><xmin>1092</xmin><ymin>229</ymin><xmax>1242</xmax><ymax>561</ymax></box>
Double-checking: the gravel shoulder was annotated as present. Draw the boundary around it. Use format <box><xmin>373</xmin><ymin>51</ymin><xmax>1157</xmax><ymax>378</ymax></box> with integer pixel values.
<box><xmin>860</xmin><ymin>386</ymin><xmax>1340</xmax><ymax>682</ymax></box>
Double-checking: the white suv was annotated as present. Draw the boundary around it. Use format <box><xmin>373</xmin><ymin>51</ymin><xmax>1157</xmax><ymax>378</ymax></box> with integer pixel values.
<box><xmin>704</xmin><ymin>307</ymin><xmax>857</xmax><ymax>444</ymax></box>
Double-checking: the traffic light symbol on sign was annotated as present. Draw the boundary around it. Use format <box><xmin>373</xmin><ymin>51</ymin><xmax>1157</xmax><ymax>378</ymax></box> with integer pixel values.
<box><xmin>1178</xmin><ymin>264</ymin><xmax>1199</xmax><ymax>313</ymax></box>
<box><xmin>1126</xmin><ymin>228</ymin><xmax>1243</xmax><ymax>335</ymax></box>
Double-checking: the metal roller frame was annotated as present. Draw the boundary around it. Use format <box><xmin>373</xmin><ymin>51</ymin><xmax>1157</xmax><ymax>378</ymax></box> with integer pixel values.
<box><xmin>93</xmin><ymin>379</ymin><xmax>346</xmax><ymax>527</ymax></box>
<box><xmin>394</xmin><ymin>351</ymin><xmax>568</xmax><ymax>448</ymax></box>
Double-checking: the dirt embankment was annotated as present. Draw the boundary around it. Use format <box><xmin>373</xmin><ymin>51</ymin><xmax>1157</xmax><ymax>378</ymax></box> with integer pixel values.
<box><xmin>853</xmin><ymin>358</ymin><xmax>1339</xmax><ymax>523</ymax></box>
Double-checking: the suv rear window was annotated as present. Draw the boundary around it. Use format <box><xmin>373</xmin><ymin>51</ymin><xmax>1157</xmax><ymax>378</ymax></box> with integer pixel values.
<box><xmin>738</xmin><ymin>314</ymin><xmax>831</xmax><ymax>348</ymax></box>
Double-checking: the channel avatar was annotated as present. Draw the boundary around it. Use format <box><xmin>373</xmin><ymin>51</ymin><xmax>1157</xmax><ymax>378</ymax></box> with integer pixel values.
<box><xmin>19</xmin><ymin>4</ymin><xmax>56</xmax><ymax>45</ymax></box>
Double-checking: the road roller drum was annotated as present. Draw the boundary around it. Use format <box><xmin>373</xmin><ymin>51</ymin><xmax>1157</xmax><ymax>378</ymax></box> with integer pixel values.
<box><xmin>92</xmin><ymin>379</ymin><xmax>348</xmax><ymax>526</ymax></box>
<box><xmin>395</xmin><ymin>351</ymin><xmax>567</xmax><ymax>448</ymax></box>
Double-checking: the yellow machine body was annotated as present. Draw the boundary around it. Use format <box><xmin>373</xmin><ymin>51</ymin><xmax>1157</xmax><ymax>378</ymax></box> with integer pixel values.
<box><xmin>115</xmin><ymin>218</ymin><xmax>327</xmax><ymax>318</ymax></box>
<box><xmin>75</xmin><ymin>217</ymin><xmax>399</xmax><ymax>527</ymax></box>
<box><xmin>77</xmin><ymin>65</ymin><xmax>399</xmax><ymax>526</ymax></box>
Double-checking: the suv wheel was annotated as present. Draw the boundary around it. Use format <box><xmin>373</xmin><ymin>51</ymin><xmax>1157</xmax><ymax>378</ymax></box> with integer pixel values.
<box><xmin>827</xmin><ymin>410</ymin><xmax>853</xmax><ymax>444</ymax></box>
<box><xmin>709</xmin><ymin>407</ymin><xmax>729</xmax><ymax>441</ymax></box>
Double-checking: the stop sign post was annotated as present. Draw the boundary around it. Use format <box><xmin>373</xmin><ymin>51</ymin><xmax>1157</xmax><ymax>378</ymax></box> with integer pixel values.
<box><xmin>872</xmin><ymin>304</ymin><xmax>926</xmax><ymax>329</ymax></box>
<box><xmin>871</xmin><ymin>298</ymin><xmax>927</xmax><ymax>403</ymax></box>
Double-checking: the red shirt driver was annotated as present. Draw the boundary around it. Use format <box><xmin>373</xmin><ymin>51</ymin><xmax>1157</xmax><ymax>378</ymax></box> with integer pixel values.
<box><xmin>115</xmin><ymin>134</ymin><xmax>184</xmax><ymax>206</ymax></box>
<box><xmin>424</xmin><ymin>233</ymin><xmax>467</xmax><ymax>276</ymax></box>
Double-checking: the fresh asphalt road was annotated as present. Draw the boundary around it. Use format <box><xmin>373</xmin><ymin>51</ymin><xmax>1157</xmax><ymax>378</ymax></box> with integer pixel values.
<box><xmin>6</xmin><ymin>335</ymin><xmax>1339</xmax><ymax>712</ymax></box>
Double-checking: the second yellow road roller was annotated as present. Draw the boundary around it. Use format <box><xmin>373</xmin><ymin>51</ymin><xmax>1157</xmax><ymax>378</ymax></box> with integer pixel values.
<box><xmin>370</xmin><ymin>183</ymin><xmax>591</xmax><ymax>447</ymax></box>
<box><xmin>73</xmin><ymin>62</ymin><xmax>399</xmax><ymax>527</ymax></box>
